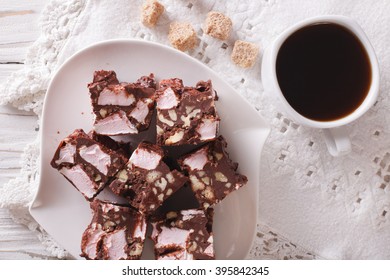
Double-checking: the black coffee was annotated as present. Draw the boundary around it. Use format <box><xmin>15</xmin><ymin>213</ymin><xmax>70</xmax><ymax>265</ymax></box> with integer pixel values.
<box><xmin>276</xmin><ymin>23</ymin><xmax>372</xmax><ymax>121</ymax></box>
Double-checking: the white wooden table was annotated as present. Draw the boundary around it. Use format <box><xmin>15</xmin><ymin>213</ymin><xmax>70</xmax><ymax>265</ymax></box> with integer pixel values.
<box><xmin>0</xmin><ymin>0</ymin><xmax>58</xmax><ymax>260</ymax></box>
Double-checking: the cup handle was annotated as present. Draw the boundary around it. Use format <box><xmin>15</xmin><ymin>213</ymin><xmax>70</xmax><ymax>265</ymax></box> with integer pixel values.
<box><xmin>323</xmin><ymin>127</ymin><xmax>351</xmax><ymax>156</ymax></box>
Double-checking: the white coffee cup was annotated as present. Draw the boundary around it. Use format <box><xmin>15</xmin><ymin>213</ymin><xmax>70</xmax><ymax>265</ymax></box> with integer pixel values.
<box><xmin>261</xmin><ymin>15</ymin><xmax>380</xmax><ymax>156</ymax></box>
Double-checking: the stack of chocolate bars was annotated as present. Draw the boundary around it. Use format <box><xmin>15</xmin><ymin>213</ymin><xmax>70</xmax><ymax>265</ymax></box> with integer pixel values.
<box><xmin>51</xmin><ymin>70</ymin><xmax>247</xmax><ymax>260</ymax></box>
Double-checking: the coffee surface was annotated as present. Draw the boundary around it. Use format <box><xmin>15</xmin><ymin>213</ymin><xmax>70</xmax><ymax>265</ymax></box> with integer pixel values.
<box><xmin>276</xmin><ymin>23</ymin><xmax>371</xmax><ymax>121</ymax></box>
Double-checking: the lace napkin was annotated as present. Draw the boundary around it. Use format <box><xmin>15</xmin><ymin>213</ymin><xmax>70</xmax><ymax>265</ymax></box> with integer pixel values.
<box><xmin>1</xmin><ymin>0</ymin><xmax>389</xmax><ymax>259</ymax></box>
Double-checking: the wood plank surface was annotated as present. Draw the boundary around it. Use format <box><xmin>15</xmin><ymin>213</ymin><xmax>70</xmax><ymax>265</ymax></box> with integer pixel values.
<box><xmin>0</xmin><ymin>0</ymin><xmax>56</xmax><ymax>260</ymax></box>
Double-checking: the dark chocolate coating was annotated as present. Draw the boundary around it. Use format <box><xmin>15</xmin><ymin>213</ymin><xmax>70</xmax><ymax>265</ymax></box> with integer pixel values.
<box><xmin>179</xmin><ymin>136</ymin><xmax>248</xmax><ymax>209</ymax></box>
<box><xmin>151</xmin><ymin>208</ymin><xmax>215</xmax><ymax>260</ymax></box>
<box><xmin>80</xmin><ymin>200</ymin><xmax>146</xmax><ymax>260</ymax></box>
<box><xmin>88</xmin><ymin>70</ymin><xmax>156</xmax><ymax>134</ymax></box>
<box><xmin>51</xmin><ymin>129</ymin><xmax>127</xmax><ymax>201</ymax></box>
<box><xmin>156</xmin><ymin>79</ymin><xmax>220</xmax><ymax>146</ymax></box>
<box><xmin>109</xmin><ymin>142</ymin><xmax>188</xmax><ymax>215</ymax></box>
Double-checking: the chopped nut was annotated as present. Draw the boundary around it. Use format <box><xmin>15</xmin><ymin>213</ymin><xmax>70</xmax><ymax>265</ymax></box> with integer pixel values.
<box><xmin>166</xmin><ymin>188</ymin><xmax>173</xmax><ymax>196</ymax></box>
<box><xmin>166</xmin><ymin>173</ymin><xmax>175</xmax><ymax>184</ymax></box>
<box><xmin>166</xmin><ymin>211</ymin><xmax>177</xmax><ymax>219</ymax></box>
<box><xmin>158</xmin><ymin>112</ymin><xmax>174</xmax><ymax>126</ymax></box>
<box><xmin>213</xmin><ymin>152</ymin><xmax>223</xmax><ymax>161</ymax></box>
<box><xmin>181</xmin><ymin>109</ymin><xmax>201</xmax><ymax>127</ymax></box>
<box><xmin>203</xmin><ymin>186</ymin><xmax>214</xmax><ymax>200</ymax></box>
<box><xmin>225</xmin><ymin>182</ymin><xmax>232</xmax><ymax>188</ymax></box>
<box><xmin>203</xmin><ymin>202</ymin><xmax>210</xmax><ymax>208</ymax></box>
<box><xmin>146</xmin><ymin>170</ymin><xmax>162</xmax><ymax>183</ymax></box>
<box><xmin>99</xmin><ymin>108</ymin><xmax>107</xmax><ymax>118</ymax></box>
<box><xmin>188</xmin><ymin>241</ymin><xmax>198</xmax><ymax>252</ymax></box>
<box><xmin>168</xmin><ymin>109</ymin><xmax>177</xmax><ymax>121</ymax></box>
<box><xmin>165</xmin><ymin>130</ymin><xmax>184</xmax><ymax>144</ymax></box>
<box><xmin>157</xmin><ymin>125</ymin><xmax>164</xmax><ymax>135</ymax></box>
<box><xmin>103</xmin><ymin>220</ymin><xmax>116</xmax><ymax>230</ymax></box>
<box><xmin>197</xmin><ymin>171</ymin><xmax>206</xmax><ymax>177</ymax></box>
<box><xmin>155</xmin><ymin>177</ymin><xmax>168</xmax><ymax>190</ymax></box>
<box><xmin>185</xmin><ymin>106</ymin><xmax>195</xmax><ymax>114</ymax></box>
<box><xmin>129</xmin><ymin>243</ymin><xmax>143</xmax><ymax>256</ymax></box>
<box><xmin>94</xmin><ymin>174</ymin><xmax>102</xmax><ymax>182</ymax></box>
<box><xmin>116</xmin><ymin>169</ymin><xmax>128</xmax><ymax>182</ymax></box>
<box><xmin>190</xmin><ymin>175</ymin><xmax>205</xmax><ymax>191</ymax></box>
<box><xmin>157</xmin><ymin>193</ymin><xmax>164</xmax><ymax>202</ymax></box>
<box><xmin>201</xmin><ymin>176</ymin><xmax>210</xmax><ymax>185</ymax></box>
<box><xmin>215</xmin><ymin>171</ymin><xmax>228</xmax><ymax>182</ymax></box>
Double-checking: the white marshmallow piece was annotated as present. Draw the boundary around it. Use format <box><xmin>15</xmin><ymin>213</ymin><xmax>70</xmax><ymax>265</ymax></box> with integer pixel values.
<box><xmin>104</xmin><ymin>229</ymin><xmax>128</xmax><ymax>260</ymax></box>
<box><xmin>84</xmin><ymin>227</ymin><xmax>105</xmax><ymax>259</ymax></box>
<box><xmin>197</xmin><ymin>118</ymin><xmax>219</xmax><ymax>141</ymax></box>
<box><xmin>55</xmin><ymin>143</ymin><xmax>76</xmax><ymax>165</ymax></box>
<box><xmin>101</xmin><ymin>202</ymin><xmax>115</xmax><ymax>213</ymax></box>
<box><xmin>204</xmin><ymin>243</ymin><xmax>214</xmax><ymax>257</ymax></box>
<box><xmin>60</xmin><ymin>165</ymin><xmax>97</xmax><ymax>199</ymax></box>
<box><xmin>181</xmin><ymin>209</ymin><xmax>204</xmax><ymax>221</ymax></box>
<box><xmin>79</xmin><ymin>144</ymin><xmax>111</xmax><ymax>175</ymax></box>
<box><xmin>155</xmin><ymin>227</ymin><xmax>191</xmax><ymax>251</ymax></box>
<box><xmin>130</xmin><ymin>147</ymin><xmax>162</xmax><ymax>170</ymax></box>
<box><xmin>156</xmin><ymin>88</ymin><xmax>178</xmax><ymax>109</ymax></box>
<box><xmin>94</xmin><ymin>111</ymin><xmax>138</xmax><ymax>135</ymax></box>
<box><xmin>204</xmin><ymin>235</ymin><xmax>214</xmax><ymax>257</ymax></box>
<box><xmin>98</xmin><ymin>87</ymin><xmax>135</xmax><ymax>106</ymax></box>
<box><xmin>183</xmin><ymin>148</ymin><xmax>208</xmax><ymax>170</ymax></box>
<box><xmin>129</xmin><ymin>100</ymin><xmax>150</xmax><ymax>124</ymax></box>
<box><xmin>133</xmin><ymin>217</ymin><xmax>147</xmax><ymax>240</ymax></box>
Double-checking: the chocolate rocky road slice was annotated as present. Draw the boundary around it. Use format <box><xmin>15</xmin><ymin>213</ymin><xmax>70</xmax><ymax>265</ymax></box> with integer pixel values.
<box><xmin>88</xmin><ymin>70</ymin><xmax>156</xmax><ymax>136</ymax></box>
<box><xmin>109</xmin><ymin>141</ymin><xmax>188</xmax><ymax>215</ymax></box>
<box><xmin>150</xmin><ymin>208</ymin><xmax>214</xmax><ymax>260</ymax></box>
<box><xmin>81</xmin><ymin>200</ymin><xmax>147</xmax><ymax>260</ymax></box>
<box><xmin>50</xmin><ymin>129</ymin><xmax>127</xmax><ymax>201</ymax></box>
<box><xmin>179</xmin><ymin>135</ymin><xmax>248</xmax><ymax>209</ymax></box>
<box><xmin>155</xmin><ymin>78</ymin><xmax>220</xmax><ymax>146</ymax></box>
<box><xmin>89</xmin><ymin>131</ymin><xmax>133</xmax><ymax>160</ymax></box>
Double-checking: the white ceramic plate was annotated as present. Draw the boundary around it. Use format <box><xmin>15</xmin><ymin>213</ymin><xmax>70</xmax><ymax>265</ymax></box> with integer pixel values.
<box><xmin>30</xmin><ymin>39</ymin><xmax>270</xmax><ymax>260</ymax></box>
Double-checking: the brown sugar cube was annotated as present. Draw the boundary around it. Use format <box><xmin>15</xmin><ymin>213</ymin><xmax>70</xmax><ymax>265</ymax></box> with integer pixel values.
<box><xmin>141</xmin><ymin>0</ymin><xmax>164</xmax><ymax>27</ymax></box>
<box><xmin>168</xmin><ymin>22</ymin><xmax>198</xmax><ymax>52</ymax></box>
<box><xmin>231</xmin><ymin>40</ymin><xmax>259</xmax><ymax>68</ymax></box>
<box><xmin>204</xmin><ymin>11</ymin><xmax>232</xmax><ymax>40</ymax></box>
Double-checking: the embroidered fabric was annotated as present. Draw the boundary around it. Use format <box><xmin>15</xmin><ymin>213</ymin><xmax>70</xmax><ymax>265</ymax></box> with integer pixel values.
<box><xmin>1</xmin><ymin>0</ymin><xmax>389</xmax><ymax>259</ymax></box>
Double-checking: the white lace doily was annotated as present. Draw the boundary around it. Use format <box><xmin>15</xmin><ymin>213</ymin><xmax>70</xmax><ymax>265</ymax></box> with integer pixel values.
<box><xmin>1</xmin><ymin>0</ymin><xmax>389</xmax><ymax>259</ymax></box>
